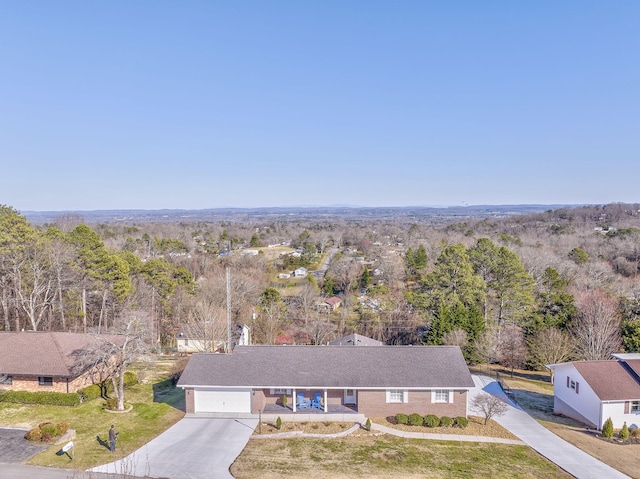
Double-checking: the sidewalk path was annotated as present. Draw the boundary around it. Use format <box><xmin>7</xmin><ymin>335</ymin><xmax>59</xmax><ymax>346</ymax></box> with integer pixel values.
<box><xmin>472</xmin><ymin>375</ymin><xmax>631</xmax><ymax>479</ymax></box>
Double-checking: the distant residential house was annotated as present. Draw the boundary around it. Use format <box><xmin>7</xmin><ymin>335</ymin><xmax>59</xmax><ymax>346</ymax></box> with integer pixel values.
<box><xmin>293</xmin><ymin>267</ymin><xmax>308</xmax><ymax>278</ymax></box>
<box><xmin>178</xmin><ymin>345</ymin><xmax>474</xmax><ymax>417</ymax></box>
<box><xmin>237</xmin><ymin>324</ymin><xmax>251</xmax><ymax>346</ymax></box>
<box><xmin>176</xmin><ymin>323</ymin><xmax>225</xmax><ymax>354</ymax></box>
<box><xmin>0</xmin><ymin>332</ymin><xmax>123</xmax><ymax>394</ymax></box>
<box><xmin>315</xmin><ymin>296</ymin><xmax>342</xmax><ymax>313</ymax></box>
<box><xmin>328</xmin><ymin>333</ymin><xmax>383</xmax><ymax>347</ymax></box>
<box><xmin>548</xmin><ymin>354</ymin><xmax>640</xmax><ymax>429</ymax></box>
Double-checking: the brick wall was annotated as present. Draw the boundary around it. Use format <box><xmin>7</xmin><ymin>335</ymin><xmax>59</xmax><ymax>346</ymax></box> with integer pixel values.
<box><xmin>7</xmin><ymin>368</ymin><xmax>112</xmax><ymax>393</ymax></box>
<box><xmin>357</xmin><ymin>390</ymin><xmax>468</xmax><ymax>418</ymax></box>
<box><xmin>184</xmin><ymin>388</ymin><xmax>195</xmax><ymax>413</ymax></box>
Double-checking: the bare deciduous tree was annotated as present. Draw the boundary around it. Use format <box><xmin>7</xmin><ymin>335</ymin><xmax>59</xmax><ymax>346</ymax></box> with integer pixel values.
<box><xmin>499</xmin><ymin>324</ymin><xmax>528</xmax><ymax>375</ymax></box>
<box><xmin>442</xmin><ymin>328</ymin><xmax>468</xmax><ymax>350</ymax></box>
<box><xmin>85</xmin><ymin>311</ymin><xmax>151</xmax><ymax>411</ymax></box>
<box><xmin>528</xmin><ymin>327</ymin><xmax>575</xmax><ymax>380</ymax></box>
<box><xmin>572</xmin><ymin>290</ymin><xmax>622</xmax><ymax>360</ymax></box>
<box><xmin>470</xmin><ymin>392</ymin><xmax>509</xmax><ymax>425</ymax></box>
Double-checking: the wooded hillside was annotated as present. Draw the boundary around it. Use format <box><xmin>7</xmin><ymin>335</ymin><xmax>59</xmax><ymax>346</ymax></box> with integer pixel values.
<box><xmin>2</xmin><ymin>203</ymin><xmax>639</xmax><ymax>370</ymax></box>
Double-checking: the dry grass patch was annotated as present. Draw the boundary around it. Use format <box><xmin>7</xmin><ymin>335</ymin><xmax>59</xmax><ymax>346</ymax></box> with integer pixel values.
<box><xmin>232</xmin><ymin>436</ymin><xmax>573</xmax><ymax>479</ymax></box>
<box><xmin>374</xmin><ymin>416</ymin><xmax>519</xmax><ymax>441</ymax></box>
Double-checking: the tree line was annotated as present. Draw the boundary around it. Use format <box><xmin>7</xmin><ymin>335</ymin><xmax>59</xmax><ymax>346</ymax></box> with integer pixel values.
<box><xmin>3</xmin><ymin>202</ymin><xmax>640</xmax><ymax>375</ymax></box>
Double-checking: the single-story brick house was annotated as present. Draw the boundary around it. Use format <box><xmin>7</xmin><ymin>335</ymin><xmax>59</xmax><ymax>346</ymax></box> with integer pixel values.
<box><xmin>548</xmin><ymin>354</ymin><xmax>640</xmax><ymax>429</ymax></box>
<box><xmin>178</xmin><ymin>345</ymin><xmax>474</xmax><ymax>417</ymax></box>
<box><xmin>0</xmin><ymin>331</ymin><xmax>122</xmax><ymax>394</ymax></box>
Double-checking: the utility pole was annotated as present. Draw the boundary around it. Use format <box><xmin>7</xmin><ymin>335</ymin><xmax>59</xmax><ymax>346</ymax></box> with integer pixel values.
<box><xmin>226</xmin><ymin>266</ymin><xmax>232</xmax><ymax>353</ymax></box>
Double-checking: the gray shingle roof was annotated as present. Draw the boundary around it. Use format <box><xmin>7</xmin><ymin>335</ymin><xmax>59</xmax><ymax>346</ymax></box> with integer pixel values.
<box><xmin>178</xmin><ymin>345</ymin><xmax>474</xmax><ymax>389</ymax></box>
<box><xmin>0</xmin><ymin>332</ymin><xmax>122</xmax><ymax>377</ymax></box>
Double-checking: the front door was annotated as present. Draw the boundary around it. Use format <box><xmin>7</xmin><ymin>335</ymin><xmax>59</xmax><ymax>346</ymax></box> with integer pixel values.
<box><xmin>344</xmin><ymin>389</ymin><xmax>356</xmax><ymax>405</ymax></box>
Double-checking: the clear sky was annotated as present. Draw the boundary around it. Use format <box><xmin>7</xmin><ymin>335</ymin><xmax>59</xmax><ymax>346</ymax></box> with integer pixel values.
<box><xmin>1</xmin><ymin>1</ymin><xmax>638</xmax><ymax>211</ymax></box>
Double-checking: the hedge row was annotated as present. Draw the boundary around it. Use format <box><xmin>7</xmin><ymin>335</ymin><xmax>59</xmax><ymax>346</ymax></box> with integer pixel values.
<box><xmin>395</xmin><ymin>413</ymin><xmax>468</xmax><ymax>429</ymax></box>
<box><xmin>0</xmin><ymin>371</ymin><xmax>138</xmax><ymax>407</ymax></box>
<box><xmin>0</xmin><ymin>390</ymin><xmax>80</xmax><ymax>407</ymax></box>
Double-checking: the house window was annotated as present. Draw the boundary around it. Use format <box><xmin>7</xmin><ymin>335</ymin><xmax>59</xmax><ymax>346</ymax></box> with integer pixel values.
<box><xmin>570</xmin><ymin>380</ymin><xmax>576</xmax><ymax>390</ymax></box>
<box><xmin>271</xmin><ymin>388</ymin><xmax>292</xmax><ymax>395</ymax></box>
<box><xmin>631</xmin><ymin>401</ymin><xmax>640</xmax><ymax>414</ymax></box>
<box><xmin>433</xmin><ymin>389</ymin><xmax>450</xmax><ymax>403</ymax></box>
<box><xmin>38</xmin><ymin>376</ymin><xmax>53</xmax><ymax>386</ymax></box>
<box><xmin>0</xmin><ymin>375</ymin><xmax>11</xmax><ymax>385</ymax></box>
<box><xmin>386</xmin><ymin>389</ymin><xmax>407</xmax><ymax>403</ymax></box>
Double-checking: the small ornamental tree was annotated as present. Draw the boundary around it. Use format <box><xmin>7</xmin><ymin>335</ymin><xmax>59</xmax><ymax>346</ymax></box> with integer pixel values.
<box><xmin>602</xmin><ymin>417</ymin><xmax>614</xmax><ymax>438</ymax></box>
<box><xmin>276</xmin><ymin>416</ymin><xmax>282</xmax><ymax>430</ymax></box>
<box><xmin>364</xmin><ymin>418</ymin><xmax>371</xmax><ymax>431</ymax></box>
<box><xmin>619</xmin><ymin>421</ymin><xmax>629</xmax><ymax>440</ymax></box>
<box><xmin>470</xmin><ymin>393</ymin><xmax>509</xmax><ymax>426</ymax></box>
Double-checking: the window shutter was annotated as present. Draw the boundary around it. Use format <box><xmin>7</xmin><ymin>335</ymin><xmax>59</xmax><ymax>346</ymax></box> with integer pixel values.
<box><xmin>386</xmin><ymin>390</ymin><xmax>391</xmax><ymax>403</ymax></box>
<box><xmin>403</xmin><ymin>390</ymin><xmax>408</xmax><ymax>403</ymax></box>
<box><xmin>449</xmin><ymin>390</ymin><xmax>454</xmax><ymax>403</ymax></box>
<box><xmin>575</xmin><ymin>382</ymin><xmax>579</xmax><ymax>394</ymax></box>
<box><xmin>430</xmin><ymin>390</ymin><xmax>436</xmax><ymax>403</ymax></box>
<box><xmin>625</xmin><ymin>401</ymin><xmax>630</xmax><ymax>414</ymax></box>
<box><xmin>566</xmin><ymin>376</ymin><xmax>570</xmax><ymax>388</ymax></box>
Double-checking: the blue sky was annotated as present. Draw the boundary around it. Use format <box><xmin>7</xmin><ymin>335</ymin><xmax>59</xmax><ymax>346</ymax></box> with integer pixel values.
<box><xmin>1</xmin><ymin>1</ymin><xmax>638</xmax><ymax>211</ymax></box>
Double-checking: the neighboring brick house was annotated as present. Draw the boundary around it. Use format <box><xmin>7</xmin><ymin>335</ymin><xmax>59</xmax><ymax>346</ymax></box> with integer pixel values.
<box><xmin>178</xmin><ymin>345</ymin><xmax>474</xmax><ymax>418</ymax></box>
<box><xmin>548</xmin><ymin>354</ymin><xmax>640</xmax><ymax>429</ymax></box>
<box><xmin>0</xmin><ymin>332</ymin><xmax>122</xmax><ymax>394</ymax></box>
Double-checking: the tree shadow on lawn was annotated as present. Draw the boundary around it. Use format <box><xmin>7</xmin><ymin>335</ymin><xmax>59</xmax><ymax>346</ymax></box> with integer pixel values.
<box><xmin>152</xmin><ymin>379</ymin><xmax>185</xmax><ymax>411</ymax></box>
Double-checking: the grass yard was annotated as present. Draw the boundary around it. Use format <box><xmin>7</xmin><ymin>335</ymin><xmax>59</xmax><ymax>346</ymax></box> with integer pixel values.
<box><xmin>0</xmin><ymin>357</ymin><xmax>185</xmax><ymax>470</ymax></box>
<box><xmin>231</xmin><ymin>436</ymin><xmax>573</xmax><ymax>479</ymax></box>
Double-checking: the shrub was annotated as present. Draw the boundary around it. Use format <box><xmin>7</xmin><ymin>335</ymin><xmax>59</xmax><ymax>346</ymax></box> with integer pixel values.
<box><xmin>454</xmin><ymin>416</ymin><xmax>469</xmax><ymax>429</ymax></box>
<box><xmin>439</xmin><ymin>416</ymin><xmax>454</xmax><ymax>427</ymax></box>
<box><xmin>0</xmin><ymin>390</ymin><xmax>80</xmax><ymax>407</ymax></box>
<box><xmin>24</xmin><ymin>427</ymin><xmax>42</xmax><ymax>441</ymax></box>
<box><xmin>25</xmin><ymin>422</ymin><xmax>70</xmax><ymax>442</ymax></box>
<box><xmin>104</xmin><ymin>398</ymin><xmax>118</xmax><ymax>410</ymax></box>
<box><xmin>395</xmin><ymin>414</ymin><xmax>408</xmax><ymax>425</ymax></box>
<box><xmin>619</xmin><ymin>422</ymin><xmax>630</xmax><ymax>440</ymax></box>
<box><xmin>281</xmin><ymin>395</ymin><xmax>288</xmax><ymax>408</ymax></box>
<box><xmin>424</xmin><ymin>414</ymin><xmax>440</xmax><ymax>428</ymax></box>
<box><xmin>276</xmin><ymin>416</ymin><xmax>282</xmax><ymax>430</ymax></box>
<box><xmin>408</xmin><ymin>413</ymin><xmax>424</xmax><ymax>426</ymax></box>
<box><xmin>79</xmin><ymin>384</ymin><xmax>103</xmax><ymax>401</ymax></box>
<box><xmin>124</xmin><ymin>371</ymin><xmax>138</xmax><ymax>387</ymax></box>
<box><xmin>364</xmin><ymin>418</ymin><xmax>371</xmax><ymax>431</ymax></box>
<box><xmin>39</xmin><ymin>422</ymin><xmax>58</xmax><ymax>436</ymax></box>
<box><xmin>602</xmin><ymin>417</ymin><xmax>614</xmax><ymax>438</ymax></box>
<box><xmin>630</xmin><ymin>427</ymin><xmax>640</xmax><ymax>438</ymax></box>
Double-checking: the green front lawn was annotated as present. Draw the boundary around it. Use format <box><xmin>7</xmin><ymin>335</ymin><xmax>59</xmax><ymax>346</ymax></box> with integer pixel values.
<box><xmin>0</xmin><ymin>359</ymin><xmax>185</xmax><ymax>470</ymax></box>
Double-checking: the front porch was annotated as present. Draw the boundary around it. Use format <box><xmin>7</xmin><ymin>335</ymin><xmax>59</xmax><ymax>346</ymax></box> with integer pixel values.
<box><xmin>261</xmin><ymin>403</ymin><xmax>364</xmax><ymax>423</ymax></box>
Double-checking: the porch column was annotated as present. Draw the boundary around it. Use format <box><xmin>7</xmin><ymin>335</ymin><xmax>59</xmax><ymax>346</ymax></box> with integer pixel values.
<box><xmin>324</xmin><ymin>389</ymin><xmax>328</xmax><ymax>413</ymax></box>
<box><xmin>293</xmin><ymin>388</ymin><xmax>297</xmax><ymax>412</ymax></box>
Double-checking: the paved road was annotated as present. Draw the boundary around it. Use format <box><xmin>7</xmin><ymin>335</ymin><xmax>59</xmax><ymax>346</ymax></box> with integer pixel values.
<box><xmin>472</xmin><ymin>375</ymin><xmax>631</xmax><ymax>479</ymax></box>
<box><xmin>90</xmin><ymin>416</ymin><xmax>257</xmax><ymax>479</ymax></box>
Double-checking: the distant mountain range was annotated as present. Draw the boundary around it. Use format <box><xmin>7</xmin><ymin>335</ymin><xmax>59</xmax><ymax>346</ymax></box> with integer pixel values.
<box><xmin>22</xmin><ymin>204</ymin><xmax>582</xmax><ymax>225</ymax></box>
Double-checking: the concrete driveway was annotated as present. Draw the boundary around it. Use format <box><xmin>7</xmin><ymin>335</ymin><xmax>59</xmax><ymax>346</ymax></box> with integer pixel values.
<box><xmin>472</xmin><ymin>375</ymin><xmax>631</xmax><ymax>479</ymax></box>
<box><xmin>90</xmin><ymin>416</ymin><xmax>258</xmax><ymax>479</ymax></box>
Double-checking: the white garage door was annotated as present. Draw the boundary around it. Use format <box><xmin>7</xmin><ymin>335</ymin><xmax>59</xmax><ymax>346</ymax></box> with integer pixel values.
<box><xmin>194</xmin><ymin>388</ymin><xmax>252</xmax><ymax>413</ymax></box>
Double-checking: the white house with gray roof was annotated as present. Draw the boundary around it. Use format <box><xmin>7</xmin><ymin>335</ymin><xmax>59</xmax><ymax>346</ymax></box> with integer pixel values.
<box><xmin>177</xmin><ymin>345</ymin><xmax>474</xmax><ymax>418</ymax></box>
